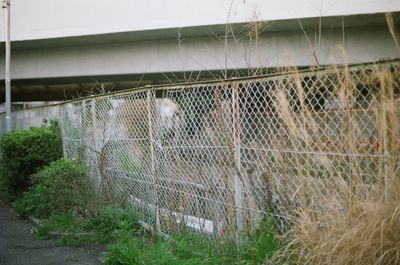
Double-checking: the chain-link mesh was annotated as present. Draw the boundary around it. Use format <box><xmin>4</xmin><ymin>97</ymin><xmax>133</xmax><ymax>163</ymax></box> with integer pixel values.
<box><xmin>2</xmin><ymin>61</ymin><xmax>399</xmax><ymax>239</ymax></box>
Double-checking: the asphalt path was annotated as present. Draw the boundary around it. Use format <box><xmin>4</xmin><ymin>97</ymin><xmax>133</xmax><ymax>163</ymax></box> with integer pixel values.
<box><xmin>0</xmin><ymin>200</ymin><xmax>105</xmax><ymax>265</ymax></box>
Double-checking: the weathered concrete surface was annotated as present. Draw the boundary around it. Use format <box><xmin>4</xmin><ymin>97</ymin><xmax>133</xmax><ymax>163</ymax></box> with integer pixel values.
<box><xmin>0</xmin><ymin>200</ymin><xmax>105</xmax><ymax>265</ymax></box>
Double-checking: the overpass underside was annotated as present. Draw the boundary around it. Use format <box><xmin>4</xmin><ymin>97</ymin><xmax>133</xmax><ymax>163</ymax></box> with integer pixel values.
<box><xmin>0</xmin><ymin>13</ymin><xmax>399</xmax><ymax>102</ymax></box>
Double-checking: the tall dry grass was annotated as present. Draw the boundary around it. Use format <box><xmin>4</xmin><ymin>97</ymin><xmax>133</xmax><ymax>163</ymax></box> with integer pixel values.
<box><xmin>265</xmin><ymin>63</ymin><xmax>400</xmax><ymax>265</ymax></box>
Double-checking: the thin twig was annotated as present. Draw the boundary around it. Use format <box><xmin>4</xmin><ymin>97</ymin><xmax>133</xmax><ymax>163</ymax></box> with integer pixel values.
<box><xmin>298</xmin><ymin>19</ymin><xmax>320</xmax><ymax>67</ymax></box>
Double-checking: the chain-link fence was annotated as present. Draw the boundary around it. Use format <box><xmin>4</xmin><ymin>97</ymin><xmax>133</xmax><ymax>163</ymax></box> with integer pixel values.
<box><xmin>2</xmin><ymin>61</ymin><xmax>399</xmax><ymax>239</ymax></box>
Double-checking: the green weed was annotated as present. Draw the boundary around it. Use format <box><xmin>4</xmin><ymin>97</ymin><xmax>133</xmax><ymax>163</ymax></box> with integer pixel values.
<box><xmin>86</xmin><ymin>206</ymin><xmax>141</xmax><ymax>243</ymax></box>
<box><xmin>104</xmin><ymin>220</ymin><xmax>280</xmax><ymax>265</ymax></box>
<box><xmin>37</xmin><ymin>212</ymin><xmax>85</xmax><ymax>237</ymax></box>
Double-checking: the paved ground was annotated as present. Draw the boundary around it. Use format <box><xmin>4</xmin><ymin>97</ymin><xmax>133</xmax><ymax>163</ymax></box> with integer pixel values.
<box><xmin>0</xmin><ymin>200</ymin><xmax>105</xmax><ymax>265</ymax></box>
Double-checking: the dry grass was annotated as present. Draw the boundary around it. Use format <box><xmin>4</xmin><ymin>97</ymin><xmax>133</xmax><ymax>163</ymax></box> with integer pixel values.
<box><xmin>265</xmin><ymin>63</ymin><xmax>400</xmax><ymax>265</ymax></box>
<box><xmin>288</xmin><ymin>201</ymin><xmax>400</xmax><ymax>265</ymax></box>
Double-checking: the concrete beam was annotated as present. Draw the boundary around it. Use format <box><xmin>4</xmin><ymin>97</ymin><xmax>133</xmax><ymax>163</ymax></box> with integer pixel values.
<box><xmin>0</xmin><ymin>25</ymin><xmax>399</xmax><ymax>82</ymax></box>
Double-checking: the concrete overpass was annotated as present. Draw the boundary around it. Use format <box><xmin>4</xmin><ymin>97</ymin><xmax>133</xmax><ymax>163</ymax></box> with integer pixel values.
<box><xmin>0</xmin><ymin>0</ymin><xmax>400</xmax><ymax>101</ymax></box>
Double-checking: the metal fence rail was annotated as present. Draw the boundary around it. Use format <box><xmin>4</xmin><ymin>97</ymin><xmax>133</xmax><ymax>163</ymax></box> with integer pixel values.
<box><xmin>2</xmin><ymin>61</ymin><xmax>400</xmax><ymax>238</ymax></box>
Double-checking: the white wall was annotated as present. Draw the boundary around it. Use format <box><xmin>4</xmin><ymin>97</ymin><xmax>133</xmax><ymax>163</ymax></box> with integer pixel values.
<box><xmin>1</xmin><ymin>0</ymin><xmax>399</xmax><ymax>41</ymax></box>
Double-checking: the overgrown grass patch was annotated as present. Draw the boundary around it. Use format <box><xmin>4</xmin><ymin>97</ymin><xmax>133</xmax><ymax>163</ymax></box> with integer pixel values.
<box><xmin>104</xmin><ymin>217</ymin><xmax>281</xmax><ymax>265</ymax></box>
<box><xmin>85</xmin><ymin>206</ymin><xmax>142</xmax><ymax>243</ymax></box>
<box><xmin>37</xmin><ymin>212</ymin><xmax>87</xmax><ymax>237</ymax></box>
<box><xmin>33</xmin><ymin>206</ymin><xmax>143</xmax><ymax>246</ymax></box>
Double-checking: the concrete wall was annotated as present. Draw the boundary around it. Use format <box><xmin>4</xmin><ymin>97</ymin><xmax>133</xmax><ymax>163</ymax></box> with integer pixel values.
<box><xmin>1</xmin><ymin>0</ymin><xmax>400</xmax><ymax>41</ymax></box>
<box><xmin>0</xmin><ymin>25</ymin><xmax>398</xmax><ymax>80</ymax></box>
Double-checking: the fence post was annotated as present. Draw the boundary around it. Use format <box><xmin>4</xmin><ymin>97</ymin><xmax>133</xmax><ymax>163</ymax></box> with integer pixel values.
<box><xmin>383</xmin><ymin>97</ymin><xmax>391</xmax><ymax>203</ymax></box>
<box><xmin>90</xmin><ymin>98</ymin><xmax>97</xmax><ymax>150</ymax></box>
<box><xmin>90</xmin><ymin>98</ymin><xmax>100</xmax><ymax>192</ymax></box>
<box><xmin>28</xmin><ymin>107</ymin><xmax>31</xmax><ymax>128</ymax></box>
<box><xmin>147</xmin><ymin>89</ymin><xmax>160</xmax><ymax>233</ymax></box>
<box><xmin>82</xmin><ymin>100</ymin><xmax>86</xmax><ymax>127</ymax></box>
<box><xmin>59</xmin><ymin>105</ymin><xmax>68</xmax><ymax>159</ymax></box>
<box><xmin>384</xmin><ymin>134</ymin><xmax>389</xmax><ymax>203</ymax></box>
<box><xmin>90</xmin><ymin>99</ymin><xmax>96</xmax><ymax>127</ymax></box>
<box><xmin>232</xmin><ymin>82</ymin><xmax>243</xmax><ymax>238</ymax></box>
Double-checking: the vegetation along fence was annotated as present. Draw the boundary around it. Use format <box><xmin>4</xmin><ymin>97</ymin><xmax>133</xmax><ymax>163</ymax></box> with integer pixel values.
<box><xmin>1</xmin><ymin>60</ymin><xmax>399</xmax><ymax>239</ymax></box>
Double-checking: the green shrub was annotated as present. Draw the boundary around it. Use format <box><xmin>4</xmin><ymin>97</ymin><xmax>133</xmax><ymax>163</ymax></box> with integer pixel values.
<box><xmin>15</xmin><ymin>159</ymin><xmax>92</xmax><ymax>218</ymax></box>
<box><xmin>0</xmin><ymin>120</ymin><xmax>62</xmax><ymax>194</ymax></box>
<box><xmin>14</xmin><ymin>183</ymin><xmax>50</xmax><ymax>217</ymax></box>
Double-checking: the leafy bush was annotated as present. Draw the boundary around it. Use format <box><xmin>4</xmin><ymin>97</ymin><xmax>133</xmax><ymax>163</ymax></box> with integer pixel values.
<box><xmin>0</xmin><ymin>120</ymin><xmax>62</xmax><ymax>194</ymax></box>
<box><xmin>17</xmin><ymin>163</ymin><xmax>142</xmax><ymax>244</ymax></box>
<box><xmin>15</xmin><ymin>159</ymin><xmax>92</xmax><ymax>218</ymax></box>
